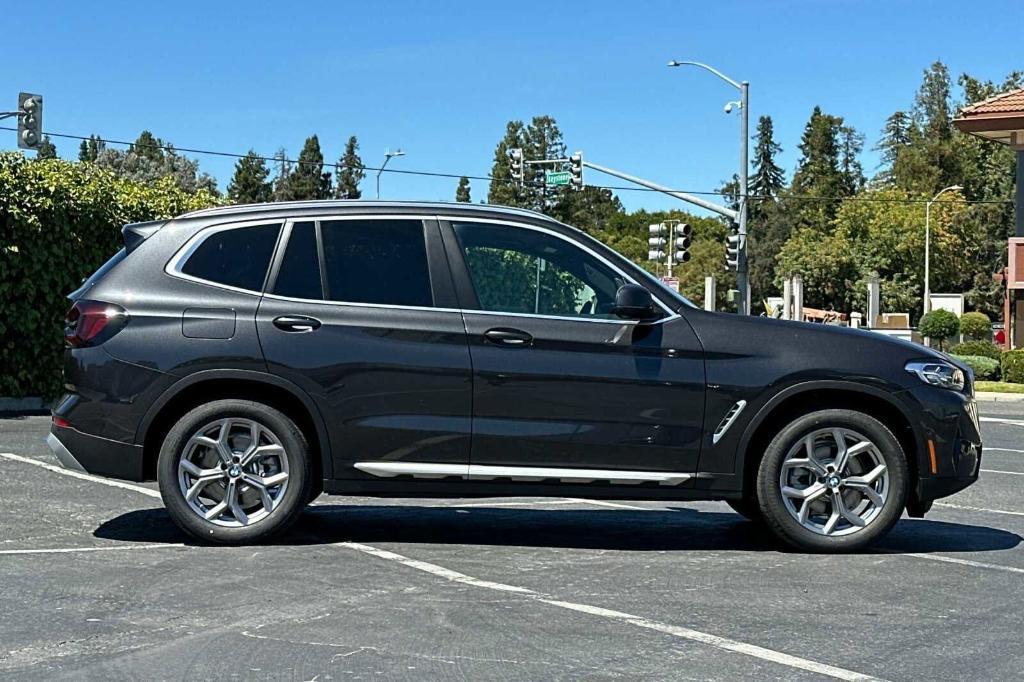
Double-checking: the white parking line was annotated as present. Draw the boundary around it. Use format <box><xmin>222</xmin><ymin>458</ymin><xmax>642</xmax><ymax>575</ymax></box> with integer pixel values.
<box><xmin>986</xmin><ymin>447</ymin><xmax>1024</xmax><ymax>454</ymax></box>
<box><xmin>979</xmin><ymin>417</ymin><xmax>1024</xmax><ymax>427</ymax></box>
<box><xmin>935</xmin><ymin>502</ymin><xmax>1024</xmax><ymax>517</ymax></box>
<box><xmin>981</xmin><ymin>468</ymin><xmax>1024</xmax><ymax>476</ymax></box>
<box><xmin>0</xmin><ymin>543</ymin><xmax>184</xmax><ymax>556</ymax></box>
<box><xmin>0</xmin><ymin>452</ymin><xmax>160</xmax><ymax>499</ymax></box>
<box><xmin>893</xmin><ymin>552</ymin><xmax>1024</xmax><ymax>576</ymax></box>
<box><xmin>338</xmin><ymin>541</ymin><xmax>884</xmax><ymax>682</ymax></box>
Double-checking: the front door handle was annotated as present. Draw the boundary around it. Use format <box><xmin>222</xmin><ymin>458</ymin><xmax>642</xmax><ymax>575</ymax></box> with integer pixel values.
<box><xmin>484</xmin><ymin>327</ymin><xmax>533</xmax><ymax>347</ymax></box>
<box><xmin>273</xmin><ymin>315</ymin><xmax>322</xmax><ymax>333</ymax></box>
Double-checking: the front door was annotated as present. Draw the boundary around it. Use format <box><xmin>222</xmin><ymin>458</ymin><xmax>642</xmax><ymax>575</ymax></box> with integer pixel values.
<box><xmin>257</xmin><ymin>217</ymin><xmax>472</xmax><ymax>478</ymax></box>
<box><xmin>442</xmin><ymin>218</ymin><xmax>705</xmax><ymax>477</ymax></box>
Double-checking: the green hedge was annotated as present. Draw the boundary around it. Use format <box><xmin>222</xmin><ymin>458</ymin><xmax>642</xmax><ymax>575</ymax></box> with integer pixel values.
<box><xmin>0</xmin><ymin>152</ymin><xmax>219</xmax><ymax>398</ymax></box>
<box><xmin>951</xmin><ymin>354</ymin><xmax>1000</xmax><ymax>381</ymax></box>
<box><xmin>958</xmin><ymin>311</ymin><xmax>991</xmax><ymax>340</ymax></box>
<box><xmin>1003</xmin><ymin>350</ymin><xmax>1024</xmax><ymax>384</ymax></box>
<box><xmin>950</xmin><ymin>340</ymin><xmax>1003</xmax><ymax>360</ymax></box>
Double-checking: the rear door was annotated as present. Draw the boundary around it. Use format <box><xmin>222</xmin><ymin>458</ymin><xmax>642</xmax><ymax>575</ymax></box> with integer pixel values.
<box><xmin>256</xmin><ymin>216</ymin><xmax>472</xmax><ymax>479</ymax></box>
<box><xmin>441</xmin><ymin>218</ymin><xmax>706</xmax><ymax>477</ymax></box>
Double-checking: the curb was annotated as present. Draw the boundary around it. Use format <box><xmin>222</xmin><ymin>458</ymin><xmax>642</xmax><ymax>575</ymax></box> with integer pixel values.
<box><xmin>975</xmin><ymin>391</ymin><xmax>1024</xmax><ymax>403</ymax></box>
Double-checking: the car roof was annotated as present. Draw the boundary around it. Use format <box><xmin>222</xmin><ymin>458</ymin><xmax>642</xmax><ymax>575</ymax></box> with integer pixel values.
<box><xmin>180</xmin><ymin>200</ymin><xmax>554</xmax><ymax>224</ymax></box>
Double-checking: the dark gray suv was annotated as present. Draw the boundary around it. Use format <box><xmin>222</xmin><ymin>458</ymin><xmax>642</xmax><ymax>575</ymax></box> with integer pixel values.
<box><xmin>49</xmin><ymin>200</ymin><xmax>982</xmax><ymax>551</ymax></box>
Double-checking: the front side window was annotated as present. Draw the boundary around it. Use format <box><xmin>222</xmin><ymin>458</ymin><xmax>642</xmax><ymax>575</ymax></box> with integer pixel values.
<box><xmin>180</xmin><ymin>223</ymin><xmax>280</xmax><ymax>291</ymax></box>
<box><xmin>452</xmin><ymin>221</ymin><xmax>626</xmax><ymax>319</ymax></box>
<box><xmin>320</xmin><ymin>219</ymin><xmax>433</xmax><ymax>307</ymax></box>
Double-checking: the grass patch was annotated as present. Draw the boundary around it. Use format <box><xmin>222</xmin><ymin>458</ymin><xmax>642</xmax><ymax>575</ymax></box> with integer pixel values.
<box><xmin>975</xmin><ymin>380</ymin><xmax>1024</xmax><ymax>394</ymax></box>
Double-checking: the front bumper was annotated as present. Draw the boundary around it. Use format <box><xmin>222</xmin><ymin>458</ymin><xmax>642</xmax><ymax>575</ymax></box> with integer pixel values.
<box><xmin>47</xmin><ymin>424</ymin><xmax>146</xmax><ymax>481</ymax></box>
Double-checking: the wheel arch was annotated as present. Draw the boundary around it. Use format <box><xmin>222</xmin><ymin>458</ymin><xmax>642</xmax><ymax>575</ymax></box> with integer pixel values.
<box><xmin>734</xmin><ymin>381</ymin><xmax>920</xmax><ymax>500</ymax></box>
<box><xmin>137</xmin><ymin>369</ymin><xmax>331</xmax><ymax>484</ymax></box>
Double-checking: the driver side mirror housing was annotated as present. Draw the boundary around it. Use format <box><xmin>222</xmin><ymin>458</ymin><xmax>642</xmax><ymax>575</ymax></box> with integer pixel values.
<box><xmin>612</xmin><ymin>284</ymin><xmax>658</xmax><ymax>321</ymax></box>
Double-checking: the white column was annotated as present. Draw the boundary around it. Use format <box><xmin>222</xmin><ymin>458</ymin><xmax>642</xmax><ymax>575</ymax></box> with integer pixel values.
<box><xmin>704</xmin><ymin>276</ymin><xmax>716</xmax><ymax>312</ymax></box>
<box><xmin>783</xmin><ymin>278</ymin><xmax>793</xmax><ymax>320</ymax></box>
<box><xmin>793</xmin><ymin>275</ymin><xmax>804</xmax><ymax>322</ymax></box>
<box><xmin>867</xmin><ymin>274</ymin><xmax>880</xmax><ymax>328</ymax></box>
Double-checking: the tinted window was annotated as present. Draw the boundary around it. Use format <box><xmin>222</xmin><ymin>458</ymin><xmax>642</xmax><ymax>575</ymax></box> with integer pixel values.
<box><xmin>273</xmin><ymin>222</ymin><xmax>322</xmax><ymax>300</ymax></box>
<box><xmin>320</xmin><ymin>219</ymin><xmax>433</xmax><ymax>307</ymax></box>
<box><xmin>181</xmin><ymin>223</ymin><xmax>280</xmax><ymax>291</ymax></box>
<box><xmin>453</xmin><ymin>222</ymin><xmax>625</xmax><ymax>319</ymax></box>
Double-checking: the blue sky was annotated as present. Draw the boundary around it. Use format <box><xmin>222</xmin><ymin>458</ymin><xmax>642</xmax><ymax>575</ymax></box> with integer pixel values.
<box><xmin>4</xmin><ymin>0</ymin><xmax>1021</xmax><ymax>214</ymax></box>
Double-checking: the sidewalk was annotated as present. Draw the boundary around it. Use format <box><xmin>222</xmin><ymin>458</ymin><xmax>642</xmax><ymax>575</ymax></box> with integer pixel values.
<box><xmin>976</xmin><ymin>391</ymin><xmax>1024</xmax><ymax>403</ymax></box>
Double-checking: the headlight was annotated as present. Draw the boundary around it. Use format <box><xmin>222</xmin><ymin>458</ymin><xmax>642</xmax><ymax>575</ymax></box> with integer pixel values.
<box><xmin>905</xmin><ymin>361</ymin><xmax>965</xmax><ymax>391</ymax></box>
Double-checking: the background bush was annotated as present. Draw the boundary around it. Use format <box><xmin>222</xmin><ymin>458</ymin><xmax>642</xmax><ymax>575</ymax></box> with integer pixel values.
<box><xmin>958</xmin><ymin>311</ymin><xmax>991</xmax><ymax>340</ymax></box>
<box><xmin>950</xmin><ymin>340</ymin><xmax>1003</xmax><ymax>360</ymax></box>
<box><xmin>1003</xmin><ymin>350</ymin><xmax>1024</xmax><ymax>384</ymax></box>
<box><xmin>918</xmin><ymin>309</ymin><xmax>960</xmax><ymax>350</ymax></box>
<box><xmin>0</xmin><ymin>152</ymin><xmax>219</xmax><ymax>398</ymax></box>
<box><xmin>952</xmin><ymin>354</ymin><xmax>1000</xmax><ymax>381</ymax></box>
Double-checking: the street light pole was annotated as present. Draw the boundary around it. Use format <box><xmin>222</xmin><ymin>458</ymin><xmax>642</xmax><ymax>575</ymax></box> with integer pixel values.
<box><xmin>923</xmin><ymin>184</ymin><xmax>962</xmax><ymax>317</ymax></box>
<box><xmin>376</xmin><ymin>148</ymin><xmax>405</xmax><ymax>199</ymax></box>
<box><xmin>667</xmin><ymin>60</ymin><xmax>750</xmax><ymax>314</ymax></box>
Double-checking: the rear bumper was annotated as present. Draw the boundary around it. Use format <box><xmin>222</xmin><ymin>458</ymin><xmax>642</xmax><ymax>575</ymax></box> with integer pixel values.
<box><xmin>47</xmin><ymin>424</ymin><xmax>146</xmax><ymax>481</ymax></box>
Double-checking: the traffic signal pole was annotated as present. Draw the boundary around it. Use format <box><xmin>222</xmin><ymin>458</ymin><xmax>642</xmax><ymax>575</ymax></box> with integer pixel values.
<box><xmin>581</xmin><ymin>160</ymin><xmax>738</xmax><ymax>221</ymax></box>
<box><xmin>737</xmin><ymin>80</ymin><xmax>750</xmax><ymax>315</ymax></box>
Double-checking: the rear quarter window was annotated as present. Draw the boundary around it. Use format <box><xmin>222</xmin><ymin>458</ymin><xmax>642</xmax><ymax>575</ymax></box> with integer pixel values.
<box><xmin>180</xmin><ymin>223</ymin><xmax>281</xmax><ymax>291</ymax></box>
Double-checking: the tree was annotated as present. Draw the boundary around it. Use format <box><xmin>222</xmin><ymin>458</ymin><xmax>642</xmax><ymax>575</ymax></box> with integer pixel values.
<box><xmin>789</xmin><ymin>107</ymin><xmax>851</xmax><ymax>229</ymax></box>
<box><xmin>874</xmin><ymin>111</ymin><xmax>911</xmax><ymax>185</ymax></box>
<box><xmin>749</xmin><ymin>115</ymin><xmax>785</xmax><ymax>203</ymax></box>
<box><xmin>78</xmin><ymin>135</ymin><xmax>104</xmax><ymax>162</ymax></box>
<box><xmin>455</xmin><ymin>176</ymin><xmax>471</xmax><ymax>202</ymax></box>
<box><xmin>959</xmin><ymin>311</ymin><xmax>991</xmax><ymax>340</ymax></box>
<box><xmin>838</xmin><ymin>125</ymin><xmax>865</xmax><ymax>195</ymax></box>
<box><xmin>227</xmin><ymin>150</ymin><xmax>273</xmax><ymax>204</ymax></box>
<box><xmin>279</xmin><ymin>135</ymin><xmax>332</xmax><ymax>200</ymax></box>
<box><xmin>35</xmin><ymin>136</ymin><xmax>57</xmax><ymax>160</ymax></box>
<box><xmin>271</xmin><ymin>147</ymin><xmax>291</xmax><ymax>202</ymax></box>
<box><xmin>550</xmin><ymin>185</ymin><xmax>622</xmax><ymax>231</ymax></box>
<box><xmin>335</xmin><ymin>135</ymin><xmax>364</xmax><ymax>199</ymax></box>
<box><xmin>919</xmin><ymin>309</ymin><xmax>959</xmax><ymax>350</ymax></box>
<box><xmin>487</xmin><ymin>120</ymin><xmax>529</xmax><ymax>208</ymax></box>
<box><xmin>93</xmin><ymin>130</ymin><xmax>219</xmax><ymax>195</ymax></box>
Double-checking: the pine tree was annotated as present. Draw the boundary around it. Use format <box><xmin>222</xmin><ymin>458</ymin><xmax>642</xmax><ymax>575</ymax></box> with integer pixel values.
<box><xmin>874</xmin><ymin>111</ymin><xmax>911</xmax><ymax>185</ymax></box>
<box><xmin>131</xmin><ymin>130</ymin><xmax>164</xmax><ymax>162</ymax></box>
<box><xmin>748</xmin><ymin>115</ymin><xmax>785</xmax><ymax>203</ymax></box>
<box><xmin>78</xmin><ymin>135</ymin><xmax>104</xmax><ymax>162</ymax></box>
<box><xmin>455</xmin><ymin>176</ymin><xmax>471</xmax><ymax>202</ymax></box>
<box><xmin>790</xmin><ymin>106</ymin><xmax>849</xmax><ymax>229</ymax></box>
<box><xmin>35</xmin><ymin>136</ymin><xmax>57</xmax><ymax>159</ymax></box>
<box><xmin>281</xmin><ymin>135</ymin><xmax>332</xmax><ymax>200</ymax></box>
<box><xmin>272</xmin><ymin>148</ymin><xmax>292</xmax><ymax>202</ymax></box>
<box><xmin>227</xmin><ymin>150</ymin><xmax>273</xmax><ymax>204</ymax></box>
<box><xmin>335</xmin><ymin>135</ymin><xmax>364</xmax><ymax>199</ymax></box>
<box><xmin>839</xmin><ymin>125</ymin><xmax>865</xmax><ymax>195</ymax></box>
<box><xmin>487</xmin><ymin>120</ymin><xmax>529</xmax><ymax>207</ymax></box>
<box><xmin>914</xmin><ymin>61</ymin><xmax>952</xmax><ymax>141</ymax></box>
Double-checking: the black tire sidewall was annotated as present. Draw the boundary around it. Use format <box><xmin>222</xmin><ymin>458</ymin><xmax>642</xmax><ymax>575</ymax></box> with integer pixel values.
<box><xmin>756</xmin><ymin>409</ymin><xmax>908</xmax><ymax>552</ymax></box>
<box><xmin>157</xmin><ymin>399</ymin><xmax>312</xmax><ymax>544</ymax></box>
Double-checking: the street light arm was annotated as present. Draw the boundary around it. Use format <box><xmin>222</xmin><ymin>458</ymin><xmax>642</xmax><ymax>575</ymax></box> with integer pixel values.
<box><xmin>667</xmin><ymin>60</ymin><xmax>742</xmax><ymax>90</ymax></box>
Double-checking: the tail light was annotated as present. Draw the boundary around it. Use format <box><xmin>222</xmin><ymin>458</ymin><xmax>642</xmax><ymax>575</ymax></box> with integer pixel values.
<box><xmin>64</xmin><ymin>300</ymin><xmax>129</xmax><ymax>348</ymax></box>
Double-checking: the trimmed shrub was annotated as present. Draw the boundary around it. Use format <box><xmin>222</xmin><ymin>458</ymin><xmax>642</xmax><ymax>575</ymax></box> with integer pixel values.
<box><xmin>952</xmin><ymin>354</ymin><xmax>1000</xmax><ymax>381</ymax></box>
<box><xmin>1003</xmin><ymin>350</ymin><xmax>1024</xmax><ymax>384</ymax></box>
<box><xmin>950</xmin><ymin>340</ymin><xmax>1002</xmax><ymax>360</ymax></box>
<box><xmin>959</xmin><ymin>311</ymin><xmax>991</xmax><ymax>340</ymax></box>
<box><xmin>0</xmin><ymin>152</ymin><xmax>220</xmax><ymax>398</ymax></box>
<box><xmin>919</xmin><ymin>309</ymin><xmax>960</xmax><ymax>350</ymax></box>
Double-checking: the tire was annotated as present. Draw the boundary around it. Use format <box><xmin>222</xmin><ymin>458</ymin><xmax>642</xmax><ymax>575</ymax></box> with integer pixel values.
<box><xmin>755</xmin><ymin>409</ymin><xmax>907</xmax><ymax>553</ymax></box>
<box><xmin>726</xmin><ymin>498</ymin><xmax>764</xmax><ymax>524</ymax></box>
<box><xmin>157</xmin><ymin>399</ymin><xmax>312</xmax><ymax>544</ymax></box>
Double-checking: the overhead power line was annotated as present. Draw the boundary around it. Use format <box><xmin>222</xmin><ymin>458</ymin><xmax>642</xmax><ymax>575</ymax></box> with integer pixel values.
<box><xmin>1</xmin><ymin>126</ymin><xmax>1014</xmax><ymax>206</ymax></box>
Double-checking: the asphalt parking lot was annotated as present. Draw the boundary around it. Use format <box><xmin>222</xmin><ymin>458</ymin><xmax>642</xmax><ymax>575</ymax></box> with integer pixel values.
<box><xmin>1</xmin><ymin>404</ymin><xmax>1022</xmax><ymax>681</ymax></box>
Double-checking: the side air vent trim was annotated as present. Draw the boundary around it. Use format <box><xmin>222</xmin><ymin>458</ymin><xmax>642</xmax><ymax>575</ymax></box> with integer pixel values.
<box><xmin>712</xmin><ymin>400</ymin><xmax>747</xmax><ymax>445</ymax></box>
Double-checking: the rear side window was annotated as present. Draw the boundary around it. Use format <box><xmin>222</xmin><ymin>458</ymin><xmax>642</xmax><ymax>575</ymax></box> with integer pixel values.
<box><xmin>180</xmin><ymin>223</ymin><xmax>280</xmax><ymax>291</ymax></box>
<box><xmin>320</xmin><ymin>219</ymin><xmax>432</xmax><ymax>307</ymax></box>
<box><xmin>273</xmin><ymin>222</ymin><xmax>322</xmax><ymax>300</ymax></box>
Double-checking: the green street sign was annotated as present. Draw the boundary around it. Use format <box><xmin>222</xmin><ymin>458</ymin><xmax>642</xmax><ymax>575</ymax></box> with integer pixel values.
<box><xmin>545</xmin><ymin>170</ymin><xmax>571</xmax><ymax>186</ymax></box>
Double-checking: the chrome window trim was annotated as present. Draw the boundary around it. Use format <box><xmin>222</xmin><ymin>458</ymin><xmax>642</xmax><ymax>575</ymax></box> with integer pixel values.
<box><xmin>164</xmin><ymin>218</ymin><xmax>287</xmax><ymax>295</ymax></box>
<box><xmin>166</xmin><ymin>213</ymin><xmax>680</xmax><ymax>326</ymax></box>
<box><xmin>440</xmin><ymin>215</ymin><xmax>679</xmax><ymax>324</ymax></box>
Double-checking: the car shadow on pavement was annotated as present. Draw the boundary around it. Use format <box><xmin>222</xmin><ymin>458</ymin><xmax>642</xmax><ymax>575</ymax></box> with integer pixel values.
<box><xmin>93</xmin><ymin>504</ymin><xmax>1022</xmax><ymax>555</ymax></box>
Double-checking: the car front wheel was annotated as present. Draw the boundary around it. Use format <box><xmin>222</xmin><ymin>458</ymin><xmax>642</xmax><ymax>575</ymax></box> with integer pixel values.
<box><xmin>756</xmin><ymin>409</ymin><xmax>908</xmax><ymax>552</ymax></box>
<box><xmin>157</xmin><ymin>399</ymin><xmax>312</xmax><ymax>544</ymax></box>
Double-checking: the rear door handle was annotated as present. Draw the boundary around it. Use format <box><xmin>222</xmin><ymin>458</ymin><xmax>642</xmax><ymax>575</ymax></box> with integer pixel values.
<box><xmin>273</xmin><ymin>315</ymin><xmax>322</xmax><ymax>333</ymax></box>
<box><xmin>484</xmin><ymin>327</ymin><xmax>533</xmax><ymax>347</ymax></box>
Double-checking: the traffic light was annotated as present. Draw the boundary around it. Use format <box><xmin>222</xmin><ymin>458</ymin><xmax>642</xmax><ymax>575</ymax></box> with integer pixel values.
<box><xmin>509</xmin><ymin>147</ymin><xmax>524</xmax><ymax>184</ymax></box>
<box><xmin>725</xmin><ymin>223</ymin><xmax>741</xmax><ymax>271</ymax></box>
<box><xmin>17</xmin><ymin>93</ymin><xmax>42</xmax><ymax>150</ymax></box>
<box><xmin>569</xmin><ymin>151</ymin><xmax>583</xmax><ymax>189</ymax></box>
<box><xmin>648</xmin><ymin>223</ymin><xmax>667</xmax><ymax>261</ymax></box>
<box><xmin>674</xmin><ymin>223</ymin><xmax>692</xmax><ymax>264</ymax></box>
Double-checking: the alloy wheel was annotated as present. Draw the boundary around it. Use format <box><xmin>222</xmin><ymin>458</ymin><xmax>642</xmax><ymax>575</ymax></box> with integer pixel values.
<box><xmin>177</xmin><ymin>418</ymin><xmax>290</xmax><ymax>527</ymax></box>
<box><xmin>778</xmin><ymin>427</ymin><xmax>889</xmax><ymax>537</ymax></box>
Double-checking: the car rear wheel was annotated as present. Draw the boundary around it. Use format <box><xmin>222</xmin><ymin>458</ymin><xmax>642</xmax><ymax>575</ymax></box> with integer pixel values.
<box><xmin>756</xmin><ymin>409</ymin><xmax>907</xmax><ymax>552</ymax></box>
<box><xmin>157</xmin><ymin>399</ymin><xmax>312</xmax><ymax>544</ymax></box>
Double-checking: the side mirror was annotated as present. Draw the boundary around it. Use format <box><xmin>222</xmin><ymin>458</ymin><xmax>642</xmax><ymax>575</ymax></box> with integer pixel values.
<box><xmin>612</xmin><ymin>284</ymin><xmax>658</xmax><ymax>321</ymax></box>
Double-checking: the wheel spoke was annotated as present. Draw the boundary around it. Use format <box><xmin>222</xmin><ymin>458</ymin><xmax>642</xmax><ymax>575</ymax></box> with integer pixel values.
<box><xmin>241</xmin><ymin>443</ymin><xmax>284</xmax><ymax>467</ymax></box>
<box><xmin>782</xmin><ymin>458</ymin><xmax>824</xmax><ymax>476</ymax></box>
<box><xmin>243</xmin><ymin>474</ymin><xmax>276</xmax><ymax>512</ymax></box>
<box><xmin>845</xmin><ymin>480</ymin><xmax>884</xmax><ymax>507</ymax></box>
<box><xmin>225</xmin><ymin>480</ymin><xmax>249</xmax><ymax>525</ymax></box>
<box><xmin>845</xmin><ymin>464</ymin><xmax>887</xmax><ymax>487</ymax></box>
<box><xmin>822</xmin><ymin>508</ymin><xmax>841</xmax><ymax>535</ymax></box>
<box><xmin>834</xmin><ymin>490</ymin><xmax>866</xmax><ymax>527</ymax></box>
<box><xmin>203</xmin><ymin>500</ymin><xmax>228</xmax><ymax>521</ymax></box>
<box><xmin>802</xmin><ymin>435</ymin><xmax>827</xmax><ymax>474</ymax></box>
<box><xmin>782</xmin><ymin>482</ymin><xmax>827</xmax><ymax>501</ymax></box>
<box><xmin>832</xmin><ymin>430</ymin><xmax>849</xmax><ymax>471</ymax></box>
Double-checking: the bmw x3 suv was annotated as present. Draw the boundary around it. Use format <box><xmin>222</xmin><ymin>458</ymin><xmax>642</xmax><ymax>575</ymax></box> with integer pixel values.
<box><xmin>49</xmin><ymin>200</ymin><xmax>982</xmax><ymax>551</ymax></box>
